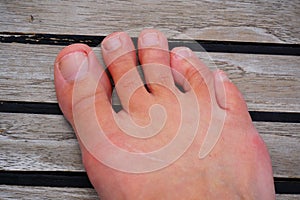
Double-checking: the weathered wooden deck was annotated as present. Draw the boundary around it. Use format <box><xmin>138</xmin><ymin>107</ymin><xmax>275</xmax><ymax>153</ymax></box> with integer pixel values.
<box><xmin>0</xmin><ymin>1</ymin><xmax>299</xmax><ymax>199</ymax></box>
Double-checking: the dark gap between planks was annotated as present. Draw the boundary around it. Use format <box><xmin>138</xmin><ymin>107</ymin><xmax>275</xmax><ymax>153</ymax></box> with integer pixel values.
<box><xmin>0</xmin><ymin>171</ymin><xmax>299</xmax><ymax>194</ymax></box>
<box><xmin>0</xmin><ymin>101</ymin><xmax>299</xmax><ymax>123</ymax></box>
<box><xmin>0</xmin><ymin>32</ymin><xmax>299</xmax><ymax>56</ymax></box>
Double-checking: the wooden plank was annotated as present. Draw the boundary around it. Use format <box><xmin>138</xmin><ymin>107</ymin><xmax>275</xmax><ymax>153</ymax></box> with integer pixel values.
<box><xmin>0</xmin><ymin>43</ymin><xmax>299</xmax><ymax>112</ymax></box>
<box><xmin>0</xmin><ymin>0</ymin><xmax>299</xmax><ymax>43</ymax></box>
<box><xmin>201</xmin><ymin>53</ymin><xmax>300</xmax><ymax>113</ymax></box>
<box><xmin>0</xmin><ymin>113</ymin><xmax>299</xmax><ymax>178</ymax></box>
<box><xmin>0</xmin><ymin>185</ymin><xmax>299</xmax><ymax>200</ymax></box>
<box><xmin>0</xmin><ymin>113</ymin><xmax>83</xmax><ymax>171</ymax></box>
<box><xmin>254</xmin><ymin>122</ymin><xmax>300</xmax><ymax>178</ymax></box>
<box><xmin>276</xmin><ymin>194</ymin><xmax>300</xmax><ymax>200</ymax></box>
<box><xmin>0</xmin><ymin>185</ymin><xmax>99</xmax><ymax>200</ymax></box>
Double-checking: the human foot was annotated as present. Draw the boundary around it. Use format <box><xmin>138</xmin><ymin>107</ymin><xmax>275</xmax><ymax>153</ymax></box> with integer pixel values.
<box><xmin>54</xmin><ymin>29</ymin><xmax>275</xmax><ymax>199</ymax></box>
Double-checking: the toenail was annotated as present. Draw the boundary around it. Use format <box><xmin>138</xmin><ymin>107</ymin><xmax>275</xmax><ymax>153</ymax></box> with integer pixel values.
<box><xmin>174</xmin><ymin>47</ymin><xmax>192</xmax><ymax>60</ymax></box>
<box><xmin>142</xmin><ymin>32</ymin><xmax>160</xmax><ymax>46</ymax></box>
<box><xmin>102</xmin><ymin>35</ymin><xmax>122</xmax><ymax>52</ymax></box>
<box><xmin>217</xmin><ymin>70</ymin><xmax>231</xmax><ymax>82</ymax></box>
<box><xmin>58</xmin><ymin>51</ymin><xmax>88</xmax><ymax>81</ymax></box>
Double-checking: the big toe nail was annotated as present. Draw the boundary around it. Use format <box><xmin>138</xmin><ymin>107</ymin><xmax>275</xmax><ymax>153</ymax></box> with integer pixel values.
<box><xmin>58</xmin><ymin>51</ymin><xmax>88</xmax><ymax>81</ymax></box>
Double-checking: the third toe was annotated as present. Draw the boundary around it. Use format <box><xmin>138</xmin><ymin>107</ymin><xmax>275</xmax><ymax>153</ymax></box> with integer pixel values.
<box><xmin>138</xmin><ymin>29</ymin><xmax>176</xmax><ymax>93</ymax></box>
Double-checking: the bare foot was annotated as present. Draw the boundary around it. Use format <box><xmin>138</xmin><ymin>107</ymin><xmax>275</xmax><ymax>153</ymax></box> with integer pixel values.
<box><xmin>54</xmin><ymin>29</ymin><xmax>275</xmax><ymax>199</ymax></box>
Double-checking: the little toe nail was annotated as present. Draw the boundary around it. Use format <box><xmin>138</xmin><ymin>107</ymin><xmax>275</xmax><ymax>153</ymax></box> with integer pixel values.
<box><xmin>218</xmin><ymin>70</ymin><xmax>231</xmax><ymax>82</ymax></box>
<box><xmin>174</xmin><ymin>48</ymin><xmax>192</xmax><ymax>60</ymax></box>
<box><xmin>102</xmin><ymin>35</ymin><xmax>122</xmax><ymax>52</ymax></box>
<box><xmin>58</xmin><ymin>51</ymin><xmax>88</xmax><ymax>81</ymax></box>
<box><xmin>142</xmin><ymin>32</ymin><xmax>160</xmax><ymax>46</ymax></box>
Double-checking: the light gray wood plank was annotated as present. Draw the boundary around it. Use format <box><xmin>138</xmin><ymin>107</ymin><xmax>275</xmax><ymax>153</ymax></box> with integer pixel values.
<box><xmin>0</xmin><ymin>185</ymin><xmax>99</xmax><ymax>200</ymax></box>
<box><xmin>276</xmin><ymin>194</ymin><xmax>300</xmax><ymax>200</ymax></box>
<box><xmin>0</xmin><ymin>43</ymin><xmax>299</xmax><ymax>112</ymax></box>
<box><xmin>0</xmin><ymin>113</ymin><xmax>299</xmax><ymax>178</ymax></box>
<box><xmin>0</xmin><ymin>0</ymin><xmax>299</xmax><ymax>43</ymax></box>
<box><xmin>0</xmin><ymin>185</ymin><xmax>299</xmax><ymax>200</ymax></box>
<box><xmin>200</xmin><ymin>53</ymin><xmax>300</xmax><ymax>113</ymax></box>
<box><xmin>253</xmin><ymin>122</ymin><xmax>300</xmax><ymax>178</ymax></box>
<box><xmin>0</xmin><ymin>113</ymin><xmax>83</xmax><ymax>171</ymax></box>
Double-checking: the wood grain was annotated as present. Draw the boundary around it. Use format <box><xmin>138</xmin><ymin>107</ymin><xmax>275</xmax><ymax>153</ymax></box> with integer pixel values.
<box><xmin>0</xmin><ymin>43</ymin><xmax>299</xmax><ymax>112</ymax></box>
<box><xmin>0</xmin><ymin>0</ymin><xmax>299</xmax><ymax>43</ymax></box>
<box><xmin>0</xmin><ymin>185</ymin><xmax>99</xmax><ymax>200</ymax></box>
<box><xmin>0</xmin><ymin>113</ymin><xmax>299</xmax><ymax>178</ymax></box>
<box><xmin>0</xmin><ymin>113</ymin><xmax>82</xmax><ymax>171</ymax></box>
<box><xmin>254</xmin><ymin>122</ymin><xmax>300</xmax><ymax>178</ymax></box>
<box><xmin>0</xmin><ymin>185</ymin><xmax>299</xmax><ymax>200</ymax></box>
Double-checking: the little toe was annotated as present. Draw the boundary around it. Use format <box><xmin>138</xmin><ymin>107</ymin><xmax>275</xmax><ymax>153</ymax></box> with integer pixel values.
<box><xmin>213</xmin><ymin>70</ymin><xmax>248</xmax><ymax>113</ymax></box>
<box><xmin>101</xmin><ymin>32</ymin><xmax>149</xmax><ymax>112</ymax></box>
<box><xmin>138</xmin><ymin>29</ymin><xmax>176</xmax><ymax>93</ymax></box>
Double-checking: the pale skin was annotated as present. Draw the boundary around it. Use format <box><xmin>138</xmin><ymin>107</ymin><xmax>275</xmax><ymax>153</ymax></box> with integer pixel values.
<box><xmin>54</xmin><ymin>29</ymin><xmax>275</xmax><ymax>199</ymax></box>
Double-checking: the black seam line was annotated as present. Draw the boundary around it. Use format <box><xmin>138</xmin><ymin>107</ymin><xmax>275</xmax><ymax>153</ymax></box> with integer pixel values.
<box><xmin>0</xmin><ymin>171</ymin><xmax>92</xmax><ymax>188</ymax></box>
<box><xmin>0</xmin><ymin>32</ymin><xmax>299</xmax><ymax>56</ymax></box>
<box><xmin>0</xmin><ymin>101</ymin><xmax>299</xmax><ymax>123</ymax></box>
<box><xmin>0</xmin><ymin>172</ymin><xmax>299</xmax><ymax>194</ymax></box>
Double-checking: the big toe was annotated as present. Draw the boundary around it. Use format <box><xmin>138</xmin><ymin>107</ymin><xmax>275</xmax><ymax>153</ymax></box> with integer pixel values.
<box><xmin>54</xmin><ymin>43</ymin><xmax>112</xmax><ymax>124</ymax></box>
